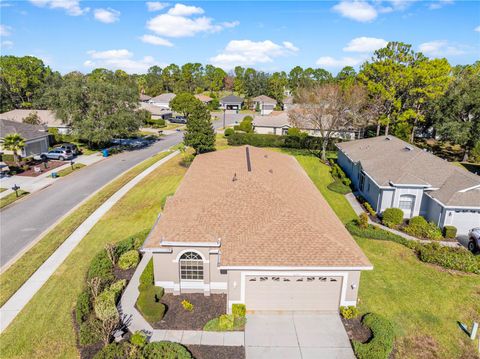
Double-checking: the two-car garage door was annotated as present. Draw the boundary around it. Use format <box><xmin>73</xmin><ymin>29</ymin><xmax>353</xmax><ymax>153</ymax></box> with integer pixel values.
<box><xmin>245</xmin><ymin>275</ymin><xmax>342</xmax><ymax>312</ymax></box>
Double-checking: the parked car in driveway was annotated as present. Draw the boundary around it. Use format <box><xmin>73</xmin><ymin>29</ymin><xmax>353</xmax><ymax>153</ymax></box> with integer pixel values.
<box><xmin>169</xmin><ymin>116</ymin><xmax>187</xmax><ymax>124</ymax></box>
<box><xmin>56</xmin><ymin>143</ymin><xmax>79</xmax><ymax>155</ymax></box>
<box><xmin>39</xmin><ymin>149</ymin><xmax>73</xmax><ymax>161</ymax></box>
<box><xmin>468</xmin><ymin>228</ymin><xmax>480</xmax><ymax>252</ymax></box>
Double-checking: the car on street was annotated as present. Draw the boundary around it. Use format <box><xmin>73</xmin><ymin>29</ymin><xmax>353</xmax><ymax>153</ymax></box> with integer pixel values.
<box><xmin>468</xmin><ymin>228</ymin><xmax>480</xmax><ymax>253</ymax></box>
<box><xmin>39</xmin><ymin>149</ymin><xmax>73</xmax><ymax>161</ymax></box>
<box><xmin>169</xmin><ymin>116</ymin><xmax>187</xmax><ymax>124</ymax></box>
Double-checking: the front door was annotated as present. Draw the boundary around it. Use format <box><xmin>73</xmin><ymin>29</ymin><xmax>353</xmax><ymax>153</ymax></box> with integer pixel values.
<box><xmin>399</xmin><ymin>195</ymin><xmax>415</xmax><ymax>218</ymax></box>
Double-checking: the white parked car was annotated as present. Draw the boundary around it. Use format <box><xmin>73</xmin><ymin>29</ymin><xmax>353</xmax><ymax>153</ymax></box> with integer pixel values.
<box><xmin>468</xmin><ymin>228</ymin><xmax>480</xmax><ymax>253</ymax></box>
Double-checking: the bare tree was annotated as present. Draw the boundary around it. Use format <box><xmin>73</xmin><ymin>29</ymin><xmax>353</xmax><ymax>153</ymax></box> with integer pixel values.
<box><xmin>99</xmin><ymin>316</ymin><xmax>120</xmax><ymax>345</ymax></box>
<box><xmin>289</xmin><ymin>83</ymin><xmax>371</xmax><ymax>160</ymax></box>
<box><xmin>104</xmin><ymin>243</ymin><xmax>117</xmax><ymax>266</ymax></box>
<box><xmin>87</xmin><ymin>277</ymin><xmax>103</xmax><ymax>300</ymax></box>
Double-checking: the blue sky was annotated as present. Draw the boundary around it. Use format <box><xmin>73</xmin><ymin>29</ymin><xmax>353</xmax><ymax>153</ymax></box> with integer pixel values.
<box><xmin>1</xmin><ymin>0</ymin><xmax>479</xmax><ymax>74</ymax></box>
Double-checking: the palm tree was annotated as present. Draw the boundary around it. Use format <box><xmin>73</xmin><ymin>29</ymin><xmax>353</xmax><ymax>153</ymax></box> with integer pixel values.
<box><xmin>3</xmin><ymin>133</ymin><xmax>25</xmax><ymax>167</ymax></box>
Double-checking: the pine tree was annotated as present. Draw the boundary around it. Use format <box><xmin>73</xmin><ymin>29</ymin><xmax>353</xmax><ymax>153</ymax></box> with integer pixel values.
<box><xmin>183</xmin><ymin>103</ymin><xmax>215</xmax><ymax>155</ymax></box>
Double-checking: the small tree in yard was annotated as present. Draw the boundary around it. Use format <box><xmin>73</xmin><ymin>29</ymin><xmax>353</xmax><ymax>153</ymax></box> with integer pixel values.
<box><xmin>170</xmin><ymin>93</ymin><xmax>202</xmax><ymax>119</ymax></box>
<box><xmin>183</xmin><ymin>102</ymin><xmax>215</xmax><ymax>155</ymax></box>
<box><xmin>2</xmin><ymin>133</ymin><xmax>25</xmax><ymax>166</ymax></box>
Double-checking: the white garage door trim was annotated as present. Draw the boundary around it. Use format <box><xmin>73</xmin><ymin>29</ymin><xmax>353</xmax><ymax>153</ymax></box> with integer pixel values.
<box><xmin>229</xmin><ymin>271</ymin><xmax>354</xmax><ymax>310</ymax></box>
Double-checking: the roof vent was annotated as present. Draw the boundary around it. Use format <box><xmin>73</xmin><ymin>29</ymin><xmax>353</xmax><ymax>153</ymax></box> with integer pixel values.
<box><xmin>232</xmin><ymin>173</ymin><xmax>237</xmax><ymax>182</ymax></box>
<box><xmin>245</xmin><ymin>147</ymin><xmax>252</xmax><ymax>172</ymax></box>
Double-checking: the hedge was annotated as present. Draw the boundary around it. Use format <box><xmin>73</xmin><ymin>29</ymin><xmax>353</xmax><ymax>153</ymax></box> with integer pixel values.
<box><xmin>443</xmin><ymin>225</ymin><xmax>457</xmax><ymax>239</ymax></box>
<box><xmin>403</xmin><ymin>216</ymin><xmax>442</xmax><ymax>240</ymax></box>
<box><xmin>79</xmin><ymin>316</ymin><xmax>102</xmax><ymax>346</ymax></box>
<box><xmin>327</xmin><ymin>180</ymin><xmax>351</xmax><ymax>194</ymax></box>
<box><xmin>203</xmin><ymin>315</ymin><xmax>246</xmax><ymax>332</ymax></box>
<box><xmin>87</xmin><ymin>250</ymin><xmax>114</xmax><ymax>282</ymax></box>
<box><xmin>381</xmin><ymin>208</ymin><xmax>404</xmax><ymax>228</ymax></box>
<box><xmin>224</xmin><ymin>128</ymin><xmax>235</xmax><ymax>136</ymax></box>
<box><xmin>352</xmin><ymin>313</ymin><xmax>395</xmax><ymax>359</ymax></box>
<box><xmin>142</xmin><ymin>341</ymin><xmax>192</xmax><ymax>359</ymax></box>
<box><xmin>118</xmin><ymin>250</ymin><xmax>139</xmax><ymax>270</ymax></box>
<box><xmin>137</xmin><ymin>285</ymin><xmax>165</xmax><ymax>323</ymax></box>
<box><xmin>76</xmin><ymin>289</ymin><xmax>92</xmax><ymax>324</ymax></box>
<box><xmin>139</xmin><ymin>258</ymin><xmax>154</xmax><ymax>289</ymax></box>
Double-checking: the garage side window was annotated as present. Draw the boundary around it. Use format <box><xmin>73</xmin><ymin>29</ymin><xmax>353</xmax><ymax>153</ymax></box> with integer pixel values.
<box><xmin>180</xmin><ymin>252</ymin><xmax>203</xmax><ymax>280</ymax></box>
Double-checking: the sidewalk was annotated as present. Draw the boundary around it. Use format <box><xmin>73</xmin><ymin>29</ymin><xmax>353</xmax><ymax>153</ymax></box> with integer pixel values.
<box><xmin>0</xmin><ymin>150</ymin><xmax>179</xmax><ymax>333</ymax></box>
<box><xmin>0</xmin><ymin>153</ymin><xmax>103</xmax><ymax>199</ymax></box>
<box><xmin>344</xmin><ymin>192</ymin><xmax>461</xmax><ymax>248</ymax></box>
<box><xmin>119</xmin><ymin>252</ymin><xmax>244</xmax><ymax>346</ymax></box>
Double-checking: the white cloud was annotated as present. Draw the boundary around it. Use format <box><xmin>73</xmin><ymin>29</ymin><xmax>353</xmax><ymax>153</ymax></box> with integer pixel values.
<box><xmin>167</xmin><ymin>3</ymin><xmax>204</xmax><ymax>16</ymax></box>
<box><xmin>332</xmin><ymin>1</ymin><xmax>377</xmax><ymax>22</ymax></box>
<box><xmin>146</xmin><ymin>2</ymin><xmax>169</xmax><ymax>12</ymax></box>
<box><xmin>222</xmin><ymin>20</ymin><xmax>240</xmax><ymax>28</ymax></box>
<box><xmin>210</xmin><ymin>40</ymin><xmax>298</xmax><ymax>69</ymax></box>
<box><xmin>316</xmin><ymin>56</ymin><xmax>365</xmax><ymax>68</ymax></box>
<box><xmin>140</xmin><ymin>34</ymin><xmax>173</xmax><ymax>47</ymax></box>
<box><xmin>29</xmin><ymin>0</ymin><xmax>89</xmax><ymax>16</ymax></box>
<box><xmin>84</xmin><ymin>49</ymin><xmax>160</xmax><ymax>73</ymax></box>
<box><xmin>94</xmin><ymin>8</ymin><xmax>120</xmax><ymax>23</ymax></box>
<box><xmin>1</xmin><ymin>40</ymin><xmax>13</xmax><ymax>49</ymax></box>
<box><xmin>147</xmin><ymin>14</ymin><xmax>218</xmax><ymax>37</ymax></box>
<box><xmin>429</xmin><ymin>0</ymin><xmax>454</xmax><ymax>10</ymax></box>
<box><xmin>418</xmin><ymin>40</ymin><xmax>466</xmax><ymax>57</ymax></box>
<box><xmin>343</xmin><ymin>37</ymin><xmax>387</xmax><ymax>52</ymax></box>
<box><xmin>475</xmin><ymin>25</ymin><xmax>480</xmax><ymax>32</ymax></box>
<box><xmin>0</xmin><ymin>24</ymin><xmax>12</xmax><ymax>36</ymax></box>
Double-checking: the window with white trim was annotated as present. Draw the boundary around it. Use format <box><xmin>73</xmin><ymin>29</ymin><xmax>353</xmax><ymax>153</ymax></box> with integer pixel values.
<box><xmin>179</xmin><ymin>252</ymin><xmax>203</xmax><ymax>280</ymax></box>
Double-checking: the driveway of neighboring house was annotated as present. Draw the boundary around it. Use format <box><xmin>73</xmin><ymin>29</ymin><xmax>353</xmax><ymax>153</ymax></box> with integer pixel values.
<box><xmin>245</xmin><ymin>312</ymin><xmax>355</xmax><ymax>359</ymax></box>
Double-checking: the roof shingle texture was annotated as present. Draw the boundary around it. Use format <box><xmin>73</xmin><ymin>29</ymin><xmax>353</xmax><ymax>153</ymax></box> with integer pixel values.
<box><xmin>150</xmin><ymin>93</ymin><xmax>176</xmax><ymax>102</ymax></box>
<box><xmin>0</xmin><ymin>118</ymin><xmax>49</xmax><ymax>141</ymax></box>
<box><xmin>252</xmin><ymin>95</ymin><xmax>277</xmax><ymax>104</ymax></box>
<box><xmin>146</xmin><ymin>146</ymin><xmax>372</xmax><ymax>268</ymax></box>
<box><xmin>337</xmin><ymin>136</ymin><xmax>480</xmax><ymax>207</ymax></box>
<box><xmin>220</xmin><ymin>95</ymin><xmax>244</xmax><ymax>103</ymax></box>
<box><xmin>0</xmin><ymin>109</ymin><xmax>65</xmax><ymax>128</ymax></box>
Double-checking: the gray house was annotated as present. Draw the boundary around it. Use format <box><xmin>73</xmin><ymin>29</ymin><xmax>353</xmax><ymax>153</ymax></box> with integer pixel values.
<box><xmin>149</xmin><ymin>93</ymin><xmax>176</xmax><ymax>109</ymax></box>
<box><xmin>251</xmin><ymin>95</ymin><xmax>277</xmax><ymax>115</ymax></box>
<box><xmin>1</xmin><ymin>109</ymin><xmax>71</xmax><ymax>135</ymax></box>
<box><xmin>0</xmin><ymin>119</ymin><xmax>49</xmax><ymax>156</ymax></box>
<box><xmin>337</xmin><ymin>136</ymin><xmax>480</xmax><ymax>235</ymax></box>
<box><xmin>220</xmin><ymin>95</ymin><xmax>244</xmax><ymax>110</ymax></box>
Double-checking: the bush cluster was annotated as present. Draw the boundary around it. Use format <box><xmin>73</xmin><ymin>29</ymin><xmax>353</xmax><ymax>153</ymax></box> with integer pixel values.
<box><xmin>145</xmin><ymin>118</ymin><xmax>166</xmax><ymax>128</ymax></box>
<box><xmin>130</xmin><ymin>331</ymin><xmax>147</xmax><ymax>348</ymax></box>
<box><xmin>363</xmin><ymin>202</ymin><xmax>376</xmax><ymax>217</ymax></box>
<box><xmin>79</xmin><ymin>316</ymin><xmax>103</xmax><ymax>345</ymax></box>
<box><xmin>358</xmin><ymin>213</ymin><xmax>369</xmax><ymax>229</ymax></box>
<box><xmin>352</xmin><ymin>313</ymin><xmax>395</xmax><ymax>359</ymax></box>
<box><xmin>381</xmin><ymin>208</ymin><xmax>404</xmax><ymax>228</ymax></box>
<box><xmin>218</xmin><ymin>314</ymin><xmax>235</xmax><ymax>330</ymax></box>
<box><xmin>142</xmin><ymin>341</ymin><xmax>192</xmax><ymax>359</ymax></box>
<box><xmin>76</xmin><ymin>289</ymin><xmax>92</xmax><ymax>324</ymax></box>
<box><xmin>340</xmin><ymin>306</ymin><xmax>360</xmax><ymax>319</ymax></box>
<box><xmin>118</xmin><ymin>250</ymin><xmax>140</xmax><ymax>270</ymax></box>
<box><xmin>403</xmin><ymin>216</ymin><xmax>442</xmax><ymax>240</ymax></box>
<box><xmin>443</xmin><ymin>225</ymin><xmax>457</xmax><ymax>239</ymax></box>
<box><xmin>88</xmin><ymin>250</ymin><xmax>115</xmax><ymax>283</ymax></box>
<box><xmin>233</xmin><ymin>116</ymin><xmax>254</xmax><ymax>133</ymax></box>
<box><xmin>224</xmin><ymin>127</ymin><xmax>235</xmax><ymax>136</ymax></box>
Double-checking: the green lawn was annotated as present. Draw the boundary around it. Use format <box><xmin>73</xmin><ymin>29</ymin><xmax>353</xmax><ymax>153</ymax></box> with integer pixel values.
<box><xmin>0</xmin><ymin>151</ymin><xmax>172</xmax><ymax>307</ymax></box>
<box><xmin>0</xmin><ymin>188</ymin><xmax>6</xmax><ymax>193</ymax></box>
<box><xmin>56</xmin><ymin>163</ymin><xmax>86</xmax><ymax>177</ymax></box>
<box><xmin>0</xmin><ymin>190</ymin><xmax>29</xmax><ymax>209</ymax></box>
<box><xmin>0</xmin><ymin>154</ymin><xmax>186</xmax><ymax>358</ymax></box>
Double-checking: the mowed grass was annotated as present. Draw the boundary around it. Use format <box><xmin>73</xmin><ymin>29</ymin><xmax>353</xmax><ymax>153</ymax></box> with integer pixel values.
<box><xmin>0</xmin><ymin>151</ymin><xmax>172</xmax><ymax>307</ymax></box>
<box><xmin>0</xmin><ymin>154</ymin><xmax>186</xmax><ymax>358</ymax></box>
<box><xmin>0</xmin><ymin>190</ymin><xmax>29</xmax><ymax>209</ymax></box>
<box><xmin>56</xmin><ymin>163</ymin><xmax>86</xmax><ymax>177</ymax></box>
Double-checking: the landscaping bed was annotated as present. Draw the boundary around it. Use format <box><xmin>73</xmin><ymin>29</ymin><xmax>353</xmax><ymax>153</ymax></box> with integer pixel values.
<box><xmin>187</xmin><ymin>345</ymin><xmax>245</xmax><ymax>359</ymax></box>
<box><xmin>152</xmin><ymin>293</ymin><xmax>228</xmax><ymax>330</ymax></box>
<box><xmin>341</xmin><ymin>316</ymin><xmax>372</xmax><ymax>344</ymax></box>
<box><xmin>12</xmin><ymin>159</ymin><xmax>66</xmax><ymax>176</ymax></box>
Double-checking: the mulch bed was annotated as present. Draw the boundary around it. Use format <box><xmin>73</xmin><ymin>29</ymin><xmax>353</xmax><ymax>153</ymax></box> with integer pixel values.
<box><xmin>341</xmin><ymin>316</ymin><xmax>372</xmax><ymax>343</ymax></box>
<box><xmin>153</xmin><ymin>293</ymin><xmax>227</xmax><ymax>330</ymax></box>
<box><xmin>113</xmin><ymin>266</ymin><xmax>136</xmax><ymax>282</ymax></box>
<box><xmin>10</xmin><ymin>160</ymin><xmax>66</xmax><ymax>177</ymax></box>
<box><xmin>187</xmin><ymin>345</ymin><xmax>245</xmax><ymax>359</ymax></box>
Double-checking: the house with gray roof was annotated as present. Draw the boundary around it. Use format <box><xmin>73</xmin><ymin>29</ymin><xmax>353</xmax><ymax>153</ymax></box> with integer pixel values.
<box><xmin>251</xmin><ymin>95</ymin><xmax>277</xmax><ymax>115</ymax></box>
<box><xmin>220</xmin><ymin>95</ymin><xmax>244</xmax><ymax>110</ymax></box>
<box><xmin>139</xmin><ymin>102</ymin><xmax>172</xmax><ymax>120</ymax></box>
<box><xmin>149</xmin><ymin>93</ymin><xmax>176</xmax><ymax>109</ymax></box>
<box><xmin>0</xmin><ymin>109</ymin><xmax>71</xmax><ymax>134</ymax></box>
<box><xmin>337</xmin><ymin>135</ymin><xmax>480</xmax><ymax>235</ymax></box>
<box><xmin>0</xmin><ymin>119</ymin><xmax>50</xmax><ymax>157</ymax></box>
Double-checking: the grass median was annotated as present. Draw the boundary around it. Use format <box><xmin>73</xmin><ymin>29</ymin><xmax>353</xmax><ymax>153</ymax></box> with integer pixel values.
<box><xmin>56</xmin><ymin>163</ymin><xmax>86</xmax><ymax>177</ymax></box>
<box><xmin>0</xmin><ymin>153</ymin><xmax>186</xmax><ymax>358</ymax></box>
<box><xmin>0</xmin><ymin>150</ymin><xmax>172</xmax><ymax>307</ymax></box>
<box><xmin>0</xmin><ymin>190</ymin><xmax>29</xmax><ymax>210</ymax></box>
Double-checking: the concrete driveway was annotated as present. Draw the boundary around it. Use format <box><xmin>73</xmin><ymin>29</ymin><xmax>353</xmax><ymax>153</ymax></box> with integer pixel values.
<box><xmin>245</xmin><ymin>312</ymin><xmax>355</xmax><ymax>359</ymax></box>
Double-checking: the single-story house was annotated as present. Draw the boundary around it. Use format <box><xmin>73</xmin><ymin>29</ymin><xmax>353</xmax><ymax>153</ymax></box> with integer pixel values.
<box><xmin>139</xmin><ymin>102</ymin><xmax>173</xmax><ymax>120</ymax></box>
<box><xmin>0</xmin><ymin>109</ymin><xmax>71</xmax><ymax>135</ymax></box>
<box><xmin>194</xmin><ymin>94</ymin><xmax>213</xmax><ymax>105</ymax></box>
<box><xmin>283</xmin><ymin>96</ymin><xmax>294</xmax><ymax>111</ymax></box>
<box><xmin>251</xmin><ymin>95</ymin><xmax>277</xmax><ymax>115</ymax></box>
<box><xmin>140</xmin><ymin>94</ymin><xmax>152</xmax><ymax>102</ymax></box>
<box><xmin>337</xmin><ymin>136</ymin><xmax>480</xmax><ymax>235</ymax></box>
<box><xmin>220</xmin><ymin>95</ymin><xmax>244</xmax><ymax>110</ymax></box>
<box><xmin>253</xmin><ymin>111</ymin><xmax>358</xmax><ymax>140</ymax></box>
<box><xmin>0</xmin><ymin>119</ymin><xmax>49</xmax><ymax>157</ymax></box>
<box><xmin>143</xmin><ymin>146</ymin><xmax>372</xmax><ymax>313</ymax></box>
<box><xmin>149</xmin><ymin>93</ymin><xmax>176</xmax><ymax>110</ymax></box>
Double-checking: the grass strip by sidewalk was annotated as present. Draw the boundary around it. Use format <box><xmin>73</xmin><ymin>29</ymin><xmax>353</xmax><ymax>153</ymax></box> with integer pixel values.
<box><xmin>0</xmin><ymin>188</ymin><xmax>6</xmax><ymax>193</ymax></box>
<box><xmin>0</xmin><ymin>190</ymin><xmax>29</xmax><ymax>210</ymax></box>
<box><xmin>0</xmin><ymin>151</ymin><xmax>171</xmax><ymax>307</ymax></box>
<box><xmin>56</xmin><ymin>163</ymin><xmax>86</xmax><ymax>177</ymax></box>
<box><xmin>0</xmin><ymin>154</ymin><xmax>185</xmax><ymax>358</ymax></box>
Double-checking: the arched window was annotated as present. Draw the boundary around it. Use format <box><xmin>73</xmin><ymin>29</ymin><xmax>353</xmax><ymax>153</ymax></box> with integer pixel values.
<box><xmin>180</xmin><ymin>252</ymin><xmax>204</xmax><ymax>280</ymax></box>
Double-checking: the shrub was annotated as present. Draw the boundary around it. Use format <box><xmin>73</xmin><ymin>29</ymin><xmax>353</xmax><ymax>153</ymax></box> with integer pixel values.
<box><xmin>139</xmin><ymin>259</ymin><xmax>154</xmax><ymax>289</ymax></box>
<box><xmin>76</xmin><ymin>289</ymin><xmax>92</xmax><ymax>324</ymax></box>
<box><xmin>204</xmin><ymin>315</ymin><xmax>246</xmax><ymax>332</ymax></box>
<box><xmin>218</xmin><ymin>314</ymin><xmax>235</xmax><ymax>330</ymax></box>
<box><xmin>146</xmin><ymin>118</ymin><xmax>166</xmax><ymax>128</ymax></box>
<box><xmin>109</xmin><ymin>279</ymin><xmax>126</xmax><ymax>299</ymax></box>
<box><xmin>233</xmin><ymin>116</ymin><xmax>254</xmax><ymax>133</ymax></box>
<box><xmin>340</xmin><ymin>306</ymin><xmax>360</xmax><ymax>319</ymax></box>
<box><xmin>180</xmin><ymin>152</ymin><xmax>195</xmax><ymax>167</ymax></box>
<box><xmin>404</xmin><ymin>216</ymin><xmax>442</xmax><ymax>240</ymax></box>
<box><xmin>331</xmin><ymin>163</ymin><xmax>346</xmax><ymax>179</ymax></box>
<box><xmin>118</xmin><ymin>250</ymin><xmax>140</xmax><ymax>270</ymax></box>
<box><xmin>364</xmin><ymin>202</ymin><xmax>376</xmax><ymax>217</ymax></box>
<box><xmin>137</xmin><ymin>286</ymin><xmax>166</xmax><ymax>323</ymax></box>
<box><xmin>358</xmin><ymin>213</ymin><xmax>369</xmax><ymax>229</ymax></box>
<box><xmin>443</xmin><ymin>225</ymin><xmax>457</xmax><ymax>239</ymax></box>
<box><xmin>88</xmin><ymin>250</ymin><xmax>114</xmax><ymax>282</ymax></box>
<box><xmin>381</xmin><ymin>208</ymin><xmax>403</xmax><ymax>228</ymax></box>
<box><xmin>327</xmin><ymin>180</ymin><xmax>351</xmax><ymax>194</ymax></box>
<box><xmin>224</xmin><ymin>128</ymin><xmax>234</xmax><ymax>137</ymax></box>
<box><xmin>417</xmin><ymin>243</ymin><xmax>480</xmax><ymax>274</ymax></box>
<box><xmin>142</xmin><ymin>341</ymin><xmax>192</xmax><ymax>359</ymax></box>
<box><xmin>181</xmin><ymin>299</ymin><xmax>194</xmax><ymax>312</ymax></box>
<box><xmin>130</xmin><ymin>331</ymin><xmax>147</xmax><ymax>348</ymax></box>
<box><xmin>94</xmin><ymin>289</ymin><xmax>118</xmax><ymax>321</ymax></box>
<box><xmin>352</xmin><ymin>313</ymin><xmax>395</xmax><ymax>359</ymax></box>
<box><xmin>93</xmin><ymin>342</ymin><xmax>130</xmax><ymax>359</ymax></box>
<box><xmin>115</xmin><ymin>234</ymin><xmax>147</xmax><ymax>257</ymax></box>
<box><xmin>232</xmin><ymin>303</ymin><xmax>246</xmax><ymax>318</ymax></box>
<box><xmin>79</xmin><ymin>316</ymin><xmax>102</xmax><ymax>346</ymax></box>
<box><xmin>227</xmin><ymin>133</ymin><xmax>285</xmax><ymax>148</ymax></box>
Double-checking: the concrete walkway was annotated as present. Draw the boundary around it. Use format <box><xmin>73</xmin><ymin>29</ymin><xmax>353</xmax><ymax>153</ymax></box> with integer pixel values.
<box><xmin>119</xmin><ymin>251</ymin><xmax>244</xmax><ymax>347</ymax></box>
<box><xmin>345</xmin><ymin>192</ymin><xmax>461</xmax><ymax>248</ymax></box>
<box><xmin>245</xmin><ymin>313</ymin><xmax>354</xmax><ymax>359</ymax></box>
<box><xmin>0</xmin><ymin>150</ymin><xmax>179</xmax><ymax>333</ymax></box>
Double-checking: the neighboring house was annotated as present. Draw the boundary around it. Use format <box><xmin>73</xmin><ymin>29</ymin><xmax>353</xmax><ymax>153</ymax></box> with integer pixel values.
<box><xmin>283</xmin><ymin>96</ymin><xmax>294</xmax><ymax>111</ymax></box>
<box><xmin>149</xmin><ymin>93</ymin><xmax>176</xmax><ymax>109</ymax></box>
<box><xmin>194</xmin><ymin>94</ymin><xmax>213</xmax><ymax>105</ymax></box>
<box><xmin>253</xmin><ymin>111</ymin><xmax>358</xmax><ymax>140</ymax></box>
<box><xmin>143</xmin><ymin>146</ymin><xmax>372</xmax><ymax>313</ymax></box>
<box><xmin>220</xmin><ymin>95</ymin><xmax>244</xmax><ymax>110</ymax></box>
<box><xmin>140</xmin><ymin>94</ymin><xmax>152</xmax><ymax>102</ymax></box>
<box><xmin>0</xmin><ymin>109</ymin><xmax>71</xmax><ymax>135</ymax></box>
<box><xmin>0</xmin><ymin>119</ymin><xmax>49</xmax><ymax>157</ymax></box>
<box><xmin>251</xmin><ymin>95</ymin><xmax>277</xmax><ymax>115</ymax></box>
<box><xmin>139</xmin><ymin>102</ymin><xmax>173</xmax><ymax>120</ymax></box>
<box><xmin>337</xmin><ymin>135</ymin><xmax>480</xmax><ymax>235</ymax></box>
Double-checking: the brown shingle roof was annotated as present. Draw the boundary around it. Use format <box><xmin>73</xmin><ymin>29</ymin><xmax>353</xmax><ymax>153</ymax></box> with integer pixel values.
<box><xmin>252</xmin><ymin>95</ymin><xmax>277</xmax><ymax>104</ymax></box>
<box><xmin>337</xmin><ymin>136</ymin><xmax>480</xmax><ymax>207</ymax></box>
<box><xmin>0</xmin><ymin>109</ymin><xmax>67</xmax><ymax>128</ymax></box>
<box><xmin>145</xmin><ymin>146</ymin><xmax>372</xmax><ymax>268</ymax></box>
<box><xmin>194</xmin><ymin>94</ymin><xmax>213</xmax><ymax>103</ymax></box>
